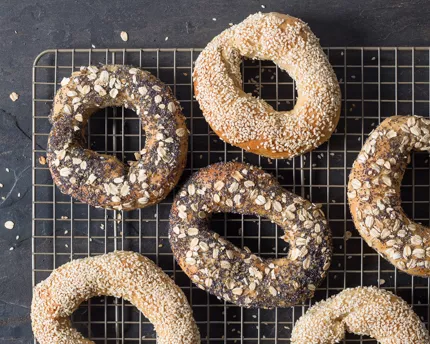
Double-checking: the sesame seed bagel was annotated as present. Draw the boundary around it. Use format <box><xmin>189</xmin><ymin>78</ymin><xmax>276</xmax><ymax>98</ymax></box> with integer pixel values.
<box><xmin>291</xmin><ymin>286</ymin><xmax>430</xmax><ymax>344</ymax></box>
<box><xmin>348</xmin><ymin>116</ymin><xmax>430</xmax><ymax>276</ymax></box>
<box><xmin>193</xmin><ymin>12</ymin><xmax>341</xmax><ymax>159</ymax></box>
<box><xmin>169</xmin><ymin>162</ymin><xmax>332</xmax><ymax>308</ymax></box>
<box><xmin>31</xmin><ymin>251</ymin><xmax>201</xmax><ymax>344</ymax></box>
<box><xmin>48</xmin><ymin>65</ymin><xmax>188</xmax><ymax>211</ymax></box>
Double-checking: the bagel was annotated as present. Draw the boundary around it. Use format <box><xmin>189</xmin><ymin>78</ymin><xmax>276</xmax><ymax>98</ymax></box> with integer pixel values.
<box><xmin>31</xmin><ymin>251</ymin><xmax>201</xmax><ymax>344</ymax></box>
<box><xmin>348</xmin><ymin>115</ymin><xmax>430</xmax><ymax>276</ymax></box>
<box><xmin>193</xmin><ymin>12</ymin><xmax>341</xmax><ymax>159</ymax></box>
<box><xmin>169</xmin><ymin>162</ymin><xmax>332</xmax><ymax>308</ymax></box>
<box><xmin>48</xmin><ymin>65</ymin><xmax>188</xmax><ymax>211</ymax></box>
<box><xmin>291</xmin><ymin>286</ymin><xmax>430</xmax><ymax>344</ymax></box>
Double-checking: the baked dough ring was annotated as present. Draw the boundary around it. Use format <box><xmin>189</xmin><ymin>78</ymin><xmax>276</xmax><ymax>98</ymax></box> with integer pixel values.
<box><xmin>291</xmin><ymin>286</ymin><xmax>430</xmax><ymax>344</ymax></box>
<box><xmin>31</xmin><ymin>251</ymin><xmax>200</xmax><ymax>344</ymax></box>
<box><xmin>193</xmin><ymin>12</ymin><xmax>341</xmax><ymax>159</ymax></box>
<box><xmin>169</xmin><ymin>162</ymin><xmax>332</xmax><ymax>308</ymax></box>
<box><xmin>48</xmin><ymin>65</ymin><xmax>188</xmax><ymax>211</ymax></box>
<box><xmin>348</xmin><ymin>115</ymin><xmax>430</xmax><ymax>276</ymax></box>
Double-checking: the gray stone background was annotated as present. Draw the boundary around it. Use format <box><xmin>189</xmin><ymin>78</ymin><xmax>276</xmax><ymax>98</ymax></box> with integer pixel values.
<box><xmin>1</xmin><ymin>0</ymin><xmax>429</xmax><ymax>342</ymax></box>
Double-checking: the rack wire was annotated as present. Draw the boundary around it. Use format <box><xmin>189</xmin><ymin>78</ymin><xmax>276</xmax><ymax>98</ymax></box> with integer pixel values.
<box><xmin>32</xmin><ymin>48</ymin><xmax>430</xmax><ymax>343</ymax></box>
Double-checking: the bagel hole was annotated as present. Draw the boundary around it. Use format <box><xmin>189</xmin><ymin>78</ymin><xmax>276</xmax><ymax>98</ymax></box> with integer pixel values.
<box><xmin>72</xmin><ymin>296</ymin><xmax>157</xmax><ymax>341</ymax></box>
<box><xmin>242</xmin><ymin>59</ymin><xmax>297</xmax><ymax>111</ymax></box>
<box><xmin>87</xmin><ymin>106</ymin><xmax>146</xmax><ymax>164</ymax></box>
<box><xmin>209</xmin><ymin>213</ymin><xmax>290</xmax><ymax>259</ymax></box>
<box><xmin>401</xmin><ymin>151</ymin><xmax>430</xmax><ymax>224</ymax></box>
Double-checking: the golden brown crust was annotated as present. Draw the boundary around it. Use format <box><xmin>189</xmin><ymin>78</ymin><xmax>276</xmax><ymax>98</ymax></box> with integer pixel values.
<box><xmin>193</xmin><ymin>12</ymin><xmax>341</xmax><ymax>159</ymax></box>
<box><xmin>31</xmin><ymin>251</ymin><xmax>201</xmax><ymax>344</ymax></box>
<box><xmin>48</xmin><ymin>65</ymin><xmax>188</xmax><ymax>211</ymax></box>
<box><xmin>291</xmin><ymin>287</ymin><xmax>429</xmax><ymax>343</ymax></box>
<box><xmin>348</xmin><ymin>115</ymin><xmax>430</xmax><ymax>277</ymax></box>
<box><xmin>169</xmin><ymin>162</ymin><xmax>332</xmax><ymax>308</ymax></box>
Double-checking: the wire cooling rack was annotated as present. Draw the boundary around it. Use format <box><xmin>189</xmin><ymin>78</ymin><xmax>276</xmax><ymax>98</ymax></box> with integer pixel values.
<box><xmin>32</xmin><ymin>48</ymin><xmax>430</xmax><ymax>343</ymax></box>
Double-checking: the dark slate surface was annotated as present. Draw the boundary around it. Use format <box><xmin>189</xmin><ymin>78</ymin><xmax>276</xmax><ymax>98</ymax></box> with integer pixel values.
<box><xmin>0</xmin><ymin>0</ymin><xmax>429</xmax><ymax>342</ymax></box>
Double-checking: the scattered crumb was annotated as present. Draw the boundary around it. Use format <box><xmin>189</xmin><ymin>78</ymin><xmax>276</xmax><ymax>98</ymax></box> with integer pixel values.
<box><xmin>10</xmin><ymin>92</ymin><xmax>19</xmax><ymax>102</ymax></box>
<box><xmin>228</xmin><ymin>23</ymin><xmax>233</xmax><ymax>26</ymax></box>
<box><xmin>91</xmin><ymin>44</ymin><xmax>96</xmax><ymax>48</ymax></box>
<box><xmin>9</xmin><ymin>247</ymin><xmax>14</xmax><ymax>251</ymax></box>
<box><xmin>5</xmin><ymin>168</ymin><xmax>10</xmax><ymax>172</ymax></box>
<box><xmin>183</xmin><ymin>72</ymin><xmax>188</xmax><ymax>76</ymax></box>
<box><xmin>64</xmin><ymin>230</ymin><xmax>68</xmax><ymax>235</ymax></box>
<box><xmin>261</xmin><ymin>4</ymin><xmax>266</xmax><ymax>8</ymax></box>
<box><xmin>61</xmin><ymin>216</ymin><xmax>68</xmax><ymax>220</ymax></box>
<box><xmin>16</xmin><ymin>235</ymin><xmax>19</xmax><ymax>240</ymax></box>
<box><xmin>5</xmin><ymin>221</ymin><xmax>14</xmax><ymax>230</ymax></box>
<box><xmin>0</xmin><ymin>183</ymin><xmax>3</xmax><ymax>188</ymax></box>
<box><xmin>379</xmin><ymin>279</ymin><xmax>386</xmax><ymax>285</ymax></box>
<box><xmin>165</xmin><ymin>36</ymin><xmax>169</xmax><ymax>41</ymax></box>
<box><xmin>371</xmin><ymin>56</ymin><xmax>376</xmax><ymax>60</ymax></box>
<box><xmin>212</xmin><ymin>18</ymin><xmax>217</xmax><ymax>21</ymax></box>
<box><xmin>344</xmin><ymin>231</ymin><xmax>352</xmax><ymax>241</ymax></box>
<box><xmin>17</xmin><ymin>193</ymin><xmax>20</xmax><ymax>198</ymax></box>
<box><xmin>134</xmin><ymin>152</ymin><xmax>142</xmax><ymax>160</ymax></box>
<box><xmin>120</xmin><ymin>31</ymin><xmax>128</xmax><ymax>42</ymax></box>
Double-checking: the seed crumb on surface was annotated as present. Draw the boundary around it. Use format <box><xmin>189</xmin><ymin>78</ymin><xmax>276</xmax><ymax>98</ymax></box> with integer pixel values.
<box><xmin>10</xmin><ymin>92</ymin><xmax>19</xmax><ymax>102</ymax></box>
<box><xmin>344</xmin><ymin>231</ymin><xmax>352</xmax><ymax>241</ymax></box>
<box><xmin>120</xmin><ymin>31</ymin><xmax>128</xmax><ymax>41</ymax></box>
<box><xmin>5</xmin><ymin>221</ymin><xmax>14</xmax><ymax>230</ymax></box>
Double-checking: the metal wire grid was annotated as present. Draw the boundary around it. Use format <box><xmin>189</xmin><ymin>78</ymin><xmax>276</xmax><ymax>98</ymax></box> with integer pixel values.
<box><xmin>32</xmin><ymin>47</ymin><xmax>430</xmax><ymax>343</ymax></box>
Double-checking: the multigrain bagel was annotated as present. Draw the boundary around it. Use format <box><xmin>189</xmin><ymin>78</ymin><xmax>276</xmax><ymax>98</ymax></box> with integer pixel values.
<box><xmin>193</xmin><ymin>12</ymin><xmax>341</xmax><ymax>159</ymax></box>
<box><xmin>169</xmin><ymin>162</ymin><xmax>332</xmax><ymax>308</ymax></box>
<box><xmin>48</xmin><ymin>65</ymin><xmax>188</xmax><ymax>211</ymax></box>
<box><xmin>291</xmin><ymin>286</ymin><xmax>430</xmax><ymax>344</ymax></box>
<box><xmin>348</xmin><ymin>116</ymin><xmax>430</xmax><ymax>276</ymax></box>
<box><xmin>31</xmin><ymin>251</ymin><xmax>200</xmax><ymax>344</ymax></box>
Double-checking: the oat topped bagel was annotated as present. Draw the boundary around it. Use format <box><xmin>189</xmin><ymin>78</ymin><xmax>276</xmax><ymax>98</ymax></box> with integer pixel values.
<box><xmin>31</xmin><ymin>251</ymin><xmax>201</xmax><ymax>344</ymax></box>
<box><xmin>193</xmin><ymin>12</ymin><xmax>341</xmax><ymax>159</ymax></box>
<box><xmin>291</xmin><ymin>287</ymin><xmax>429</xmax><ymax>344</ymax></box>
<box><xmin>348</xmin><ymin>115</ymin><xmax>430</xmax><ymax>277</ymax></box>
<box><xmin>169</xmin><ymin>162</ymin><xmax>332</xmax><ymax>308</ymax></box>
<box><xmin>48</xmin><ymin>65</ymin><xmax>188</xmax><ymax>211</ymax></box>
